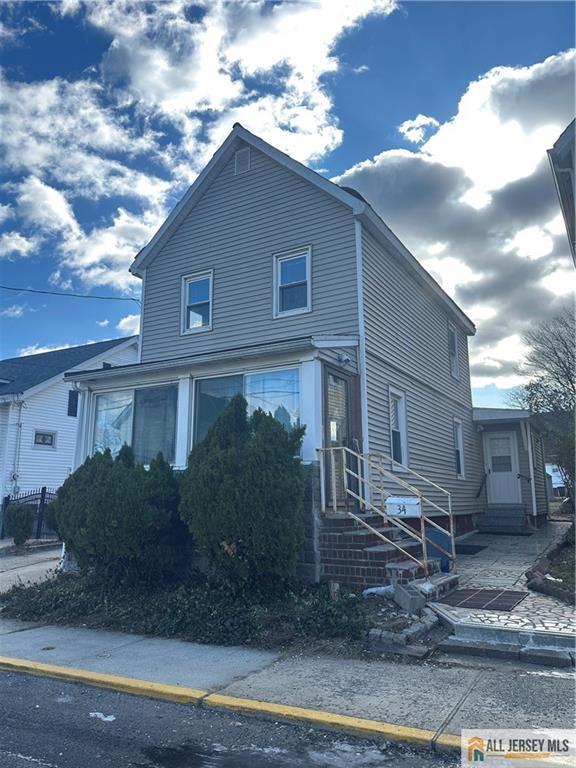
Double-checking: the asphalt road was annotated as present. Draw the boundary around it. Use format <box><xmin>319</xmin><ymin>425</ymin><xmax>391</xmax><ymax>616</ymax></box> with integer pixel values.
<box><xmin>0</xmin><ymin>671</ymin><xmax>459</xmax><ymax>768</ymax></box>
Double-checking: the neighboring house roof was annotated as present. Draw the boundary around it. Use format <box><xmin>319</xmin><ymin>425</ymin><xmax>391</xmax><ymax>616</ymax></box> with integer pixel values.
<box><xmin>547</xmin><ymin>119</ymin><xmax>575</xmax><ymax>264</ymax></box>
<box><xmin>130</xmin><ymin>123</ymin><xmax>476</xmax><ymax>335</ymax></box>
<box><xmin>0</xmin><ymin>337</ymin><xmax>137</xmax><ymax>398</ymax></box>
<box><xmin>473</xmin><ymin>407</ymin><xmax>531</xmax><ymax>422</ymax></box>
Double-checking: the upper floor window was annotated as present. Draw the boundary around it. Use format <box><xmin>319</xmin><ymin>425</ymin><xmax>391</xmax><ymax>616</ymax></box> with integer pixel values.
<box><xmin>448</xmin><ymin>324</ymin><xmax>459</xmax><ymax>379</ymax></box>
<box><xmin>274</xmin><ymin>247</ymin><xmax>311</xmax><ymax>317</ymax></box>
<box><xmin>389</xmin><ymin>388</ymin><xmax>407</xmax><ymax>465</ymax></box>
<box><xmin>453</xmin><ymin>418</ymin><xmax>465</xmax><ymax>479</ymax></box>
<box><xmin>182</xmin><ymin>271</ymin><xmax>212</xmax><ymax>334</ymax></box>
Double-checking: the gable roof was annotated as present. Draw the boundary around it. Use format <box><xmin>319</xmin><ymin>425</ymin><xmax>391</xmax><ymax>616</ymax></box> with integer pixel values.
<box><xmin>130</xmin><ymin>123</ymin><xmax>475</xmax><ymax>334</ymax></box>
<box><xmin>0</xmin><ymin>337</ymin><xmax>137</xmax><ymax>398</ymax></box>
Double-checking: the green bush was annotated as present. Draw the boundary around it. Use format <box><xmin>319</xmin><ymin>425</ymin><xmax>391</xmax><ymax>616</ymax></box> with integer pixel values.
<box><xmin>4</xmin><ymin>504</ymin><xmax>36</xmax><ymax>546</ymax></box>
<box><xmin>51</xmin><ymin>446</ymin><xmax>193</xmax><ymax>584</ymax></box>
<box><xmin>180</xmin><ymin>395</ymin><xmax>306</xmax><ymax>586</ymax></box>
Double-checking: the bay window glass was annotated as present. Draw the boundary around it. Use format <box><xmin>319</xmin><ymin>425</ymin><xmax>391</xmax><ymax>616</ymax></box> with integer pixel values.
<box><xmin>133</xmin><ymin>384</ymin><xmax>178</xmax><ymax>465</ymax></box>
<box><xmin>93</xmin><ymin>391</ymin><xmax>133</xmax><ymax>456</ymax></box>
<box><xmin>194</xmin><ymin>375</ymin><xmax>243</xmax><ymax>443</ymax></box>
<box><xmin>193</xmin><ymin>368</ymin><xmax>300</xmax><ymax>443</ymax></box>
<box><xmin>92</xmin><ymin>384</ymin><xmax>177</xmax><ymax>463</ymax></box>
<box><xmin>245</xmin><ymin>369</ymin><xmax>300</xmax><ymax>430</ymax></box>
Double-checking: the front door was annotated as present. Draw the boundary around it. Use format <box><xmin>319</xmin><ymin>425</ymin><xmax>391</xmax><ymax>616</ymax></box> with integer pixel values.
<box><xmin>484</xmin><ymin>431</ymin><xmax>521</xmax><ymax>504</ymax></box>
<box><xmin>325</xmin><ymin>371</ymin><xmax>351</xmax><ymax>503</ymax></box>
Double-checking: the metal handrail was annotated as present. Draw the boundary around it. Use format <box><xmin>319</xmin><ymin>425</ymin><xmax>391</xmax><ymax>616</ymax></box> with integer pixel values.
<box><xmin>365</xmin><ymin>451</ymin><xmax>451</xmax><ymax>499</ymax></box>
<box><xmin>317</xmin><ymin>446</ymin><xmax>458</xmax><ymax>577</ymax></box>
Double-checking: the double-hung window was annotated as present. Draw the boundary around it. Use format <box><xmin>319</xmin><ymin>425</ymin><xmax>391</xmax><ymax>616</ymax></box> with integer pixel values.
<box><xmin>182</xmin><ymin>272</ymin><xmax>212</xmax><ymax>333</ymax></box>
<box><xmin>389</xmin><ymin>389</ymin><xmax>407</xmax><ymax>465</ymax></box>
<box><xmin>453</xmin><ymin>418</ymin><xmax>465</xmax><ymax>479</ymax></box>
<box><xmin>274</xmin><ymin>247</ymin><xmax>311</xmax><ymax>317</ymax></box>
<box><xmin>448</xmin><ymin>324</ymin><xmax>459</xmax><ymax>379</ymax></box>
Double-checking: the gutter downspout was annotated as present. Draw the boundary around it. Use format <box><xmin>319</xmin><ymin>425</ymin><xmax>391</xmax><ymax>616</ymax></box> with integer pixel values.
<box><xmin>11</xmin><ymin>399</ymin><xmax>24</xmax><ymax>494</ymax></box>
<box><xmin>526</xmin><ymin>421</ymin><xmax>538</xmax><ymax>521</ymax></box>
<box><xmin>354</xmin><ymin>218</ymin><xmax>371</xmax><ymax>505</ymax></box>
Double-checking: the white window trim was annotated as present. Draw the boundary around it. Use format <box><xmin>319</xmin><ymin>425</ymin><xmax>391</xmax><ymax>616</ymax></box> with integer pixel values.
<box><xmin>453</xmin><ymin>417</ymin><xmax>465</xmax><ymax>479</ymax></box>
<box><xmin>181</xmin><ymin>270</ymin><xmax>213</xmax><ymax>336</ymax></box>
<box><xmin>389</xmin><ymin>387</ymin><xmax>408</xmax><ymax>468</ymax></box>
<box><xmin>448</xmin><ymin>323</ymin><xmax>460</xmax><ymax>380</ymax></box>
<box><xmin>33</xmin><ymin>430</ymin><xmax>57</xmax><ymax>450</ymax></box>
<box><xmin>273</xmin><ymin>246</ymin><xmax>312</xmax><ymax>319</ymax></box>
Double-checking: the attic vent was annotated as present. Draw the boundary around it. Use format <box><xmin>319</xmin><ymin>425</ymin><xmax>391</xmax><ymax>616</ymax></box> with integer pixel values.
<box><xmin>234</xmin><ymin>147</ymin><xmax>250</xmax><ymax>175</ymax></box>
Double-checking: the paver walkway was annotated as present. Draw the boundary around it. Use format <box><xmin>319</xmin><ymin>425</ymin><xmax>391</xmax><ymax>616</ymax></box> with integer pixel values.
<box><xmin>433</xmin><ymin>522</ymin><xmax>575</xmax><ymax>638</ymax></box>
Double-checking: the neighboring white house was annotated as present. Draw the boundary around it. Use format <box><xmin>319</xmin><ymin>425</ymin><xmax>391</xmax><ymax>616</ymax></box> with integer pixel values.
<box><xmin>0</xmin><ymin>337</ymin><xmax>138</xmax><ymax>501</ymax></box>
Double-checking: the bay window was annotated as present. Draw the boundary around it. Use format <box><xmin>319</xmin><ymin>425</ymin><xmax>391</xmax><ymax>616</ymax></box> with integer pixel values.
<box><xmin>92</xmin><ymin>384</ymin><xmax>178</xmax><ymax>464</ymax></box>
<box><xmin>194</xmin><ymin>368</ymin><xmax>300</xmax><ymax>443</ymax></box>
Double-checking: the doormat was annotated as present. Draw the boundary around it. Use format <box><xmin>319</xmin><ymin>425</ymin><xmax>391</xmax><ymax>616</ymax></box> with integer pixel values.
<box><xmin>455</xmin><ymin>544</ymin><xmax>487</xmax><ymax>555</ymax></box>
<box><xmin>439</xmin><ymin>588</ymin><xmax>529</xmax><ymax>611</ymax></box>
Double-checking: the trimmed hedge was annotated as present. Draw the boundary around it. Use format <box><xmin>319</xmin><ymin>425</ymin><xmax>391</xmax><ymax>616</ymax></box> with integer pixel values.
<box><xmin>4</xmin><ymin>504</ymin><xmax>35</xmax><ymax>546</ymax></box>
<box><xmin>51</xmin><ymin>447</ymin><xmax>193</xmax><ymax>584</ymax></box>
<box><xmin>180</xmin><ymin>395</ymin><xmax>306</xmax><ymax>586</ymax></box>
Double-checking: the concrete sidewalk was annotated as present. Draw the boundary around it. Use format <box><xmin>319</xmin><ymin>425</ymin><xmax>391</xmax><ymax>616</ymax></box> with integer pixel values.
<box><xmin>0</xmin><ymin>617</ymin><xmax>573</xmax><ymax>750</ymax></box>
<box><xmin>0</xmin><ymin>545</ymin><xmax>61</xmax><ymax>593</ymax></box>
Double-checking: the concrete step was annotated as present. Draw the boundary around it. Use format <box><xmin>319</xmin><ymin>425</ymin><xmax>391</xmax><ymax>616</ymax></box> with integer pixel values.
<box><xmin>437</xmin><ymin>637</ymin><xmax>575</xmax><ymax>668</ymax></box>
<box><xmin>431</xmin><ymin>603</ymin><xmax>576</xmax><ymax>652</ymax></box>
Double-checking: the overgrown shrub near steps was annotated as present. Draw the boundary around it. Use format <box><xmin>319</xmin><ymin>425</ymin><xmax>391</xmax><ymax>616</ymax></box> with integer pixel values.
<box><xmin>51</xmin><ymin>446</ymin><xmax>193</xmax><ymax>585</ymax></box>
<box><xmin>4</xmin><ymin>504</ymin><xmax>35</xmax><ymax>546</ymax></box>
<box><xmin>179</xmin><ymin>395</ymin><xmax>306</xmax><ymax>587</ymax></box>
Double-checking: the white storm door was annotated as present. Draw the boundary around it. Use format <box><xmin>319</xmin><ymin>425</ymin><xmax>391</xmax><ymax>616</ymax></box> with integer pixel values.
<box><xmin>484</xmin><ymin>431</ymin><xmax>521</xmax><ymax>504</ymax></box>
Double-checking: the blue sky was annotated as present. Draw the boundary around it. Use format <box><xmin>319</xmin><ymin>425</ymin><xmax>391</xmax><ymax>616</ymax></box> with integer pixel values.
<box><xmin>0</xmin><ymin>1</ymin><xmax>574</xmax><ymax>406</ymax></box>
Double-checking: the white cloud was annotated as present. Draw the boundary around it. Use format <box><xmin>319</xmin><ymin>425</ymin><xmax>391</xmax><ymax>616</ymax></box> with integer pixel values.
<box><xmin>116</xmin><ymin>313</ymin><xmax>140</xmax><ymax>335</ymax></box>
<box><xmin>421</xmin><ymin>50</ymin><xmax>575</xmax><ymax>207</ymax></box>
<box><xmin>0</xmin><ymin>204</ymin><xmax>13</xmax><ymax>225</ymax></box>
<box><xmin>335</xmin><ymin>50</ymin><xmax>575</xmax><ymax>394</ymax></box>
<box><xmin>352</xmin><ymin>64</ymin><xmax>370</xmax><ymax>74</ymax></box>
<box><xmin>503</xmin><ymin>225</ymin><xmax>554</xmax><ymax>260</ymax></box>
<box><xmin>0</xmin><ymin>231</ymin><xmax>39</xmax><ymax>259</ymax></box>
<box><xmin>60</xmin><ymin>207</ymin><xmax>163</xmax><ymax>290</ymax></box>
<box><xmin>96</xmin><ymin>319</ymin><xmax>110</xmax><ymax>327</ymax></box>
<box><xmin>17</xmin><ymin>176</ymin><xmax>80</xmax><ymax>236</ymax></box>
<box><xmin>420</xmin><ymin>255</ymin><xmax>482</xmax><ymax>296</ymax></box>
<box><xmin>0</xmin><ymin>304</ymin><xmax>25</xmax><ymax>318</ymax></box>
<box><xmin>398</xmin><ymin>114</ymin><xmax>439</xmax><ymax>144</ymax></box>
<box><xmin>18</xmin><ymin>343</ymin><xmax>72</xmax><ymax>357</ymax></box>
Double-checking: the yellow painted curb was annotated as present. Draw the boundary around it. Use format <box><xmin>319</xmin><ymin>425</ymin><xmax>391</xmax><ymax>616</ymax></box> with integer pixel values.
<box><xmin>0</xmin><ymin>656</ymin><xmax>206</xmax><ymax>704</ymax></box>
<box><xmin>0</xmin><ymin>655</ymin><xmax>460</xmax><ymax>751</ymax></box>
<box><xmin>205</xmin><ymin>693</ymin><xmax>447</xmax><ymax>749</ymax></box>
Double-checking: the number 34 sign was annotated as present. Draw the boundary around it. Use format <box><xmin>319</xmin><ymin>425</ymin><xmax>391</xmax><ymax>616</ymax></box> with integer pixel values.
<box><xmin>385</xmin><ymin>496</ymin><xmax>422</xmax><ymax>518</ymax></box>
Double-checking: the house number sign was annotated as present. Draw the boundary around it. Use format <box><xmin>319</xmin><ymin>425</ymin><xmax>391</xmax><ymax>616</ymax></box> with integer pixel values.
<box><xmin>385</xmin><ymin>496</ymin><xmax>422</xmax><ymax>518</ymax></box>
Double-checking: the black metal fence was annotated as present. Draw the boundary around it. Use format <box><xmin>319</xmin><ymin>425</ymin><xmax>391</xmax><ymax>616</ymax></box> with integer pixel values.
<box><xmin>0</xmin><ymin>486</ymin><xmax>59</xmax><ymax>541</ymax></box>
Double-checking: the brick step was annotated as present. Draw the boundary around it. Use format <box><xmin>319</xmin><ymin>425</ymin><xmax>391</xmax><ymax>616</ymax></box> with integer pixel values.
<box><xmin>320</xmin><ymin>525</ymin><xmax>412</xmax><ymax>547</ymax></box>
<box><xmin>385</xmin><ymin>558</ymin><xmax>442</xmax><ymax>584</ymax></box>
<box><xmin>320</xmin><ymin>561</ymin><xmax>391</xmax><ymax>588</ymax></box>
<box><xmin>321</xmin><ymin>511</ymin><xmax>387</xmax><ymax>529</ymax></box>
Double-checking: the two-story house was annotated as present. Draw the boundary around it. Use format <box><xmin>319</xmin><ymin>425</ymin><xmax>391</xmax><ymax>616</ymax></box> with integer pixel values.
<box><xmin>66</xmin><ymin>125</ymin><xmax>549</xmax><ymax>587</ymax></box>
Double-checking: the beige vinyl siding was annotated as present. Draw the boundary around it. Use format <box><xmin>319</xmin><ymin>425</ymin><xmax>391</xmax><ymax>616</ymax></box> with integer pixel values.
<box><xmin>361</xmin><ymin>227</ymin><xmax>483</xmax><ymax>517</ymax></box>
<box><xmin>141</xmin><ymin>144</ymin><xmax>359</xmax><ymax>362</ymax></box>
